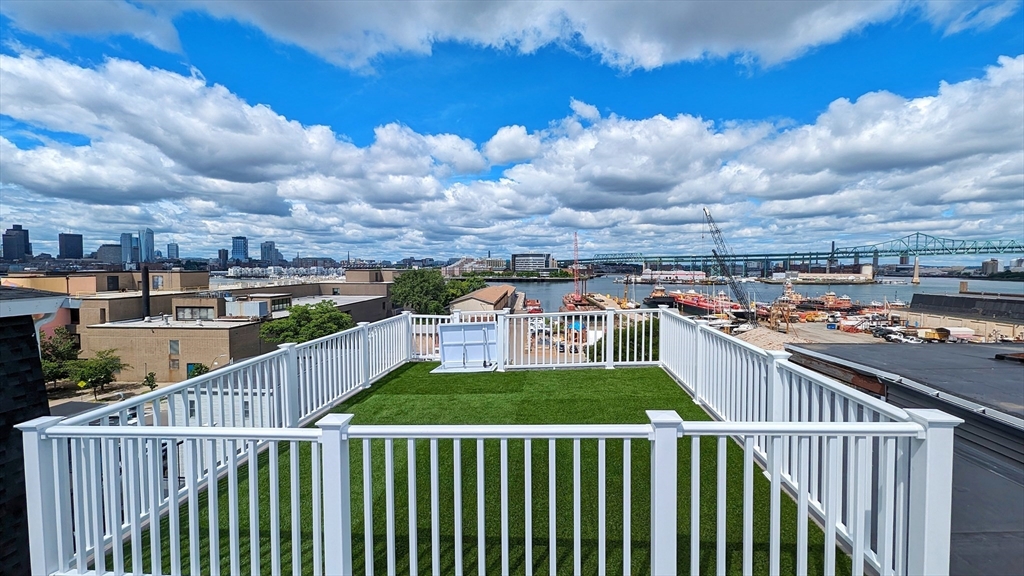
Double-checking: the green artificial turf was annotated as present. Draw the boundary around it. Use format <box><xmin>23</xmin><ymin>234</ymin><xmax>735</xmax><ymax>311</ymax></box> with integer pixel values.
<box><xmin>119</xmin><ymin>363</ymin><xmax>851</xmax><ymax>575</ymax></box>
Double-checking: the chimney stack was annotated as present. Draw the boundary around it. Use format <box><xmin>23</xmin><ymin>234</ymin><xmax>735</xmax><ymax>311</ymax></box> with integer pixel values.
<box><xmin>141</xmin><ymin>265</ymin><xmax>151</xmax><ymax>318</ymax></box>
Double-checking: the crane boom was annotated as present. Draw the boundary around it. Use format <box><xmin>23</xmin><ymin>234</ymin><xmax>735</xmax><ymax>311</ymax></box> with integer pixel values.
<box><xmin>703</xmin><ymin>207</ymin><xmax>759</xmax><ymax>326</ymax></box>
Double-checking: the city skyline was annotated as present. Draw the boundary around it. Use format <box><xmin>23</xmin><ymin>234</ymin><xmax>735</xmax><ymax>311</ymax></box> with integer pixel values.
<box><xmin>0</xmin><ymin>2</ymin><xmax>1022</xmax><ymax>260</ymax></box>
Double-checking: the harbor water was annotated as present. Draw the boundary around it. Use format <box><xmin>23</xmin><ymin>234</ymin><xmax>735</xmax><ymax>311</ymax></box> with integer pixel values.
<box><xmin>503</xmin><ymin>276</ymin><xmax>1024</xmax><ymax>314</ymax></box>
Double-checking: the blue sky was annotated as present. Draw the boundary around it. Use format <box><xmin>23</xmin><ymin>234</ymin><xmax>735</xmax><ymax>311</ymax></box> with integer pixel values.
<box><xmin>0</xmin><ymin>1</ymin><xmax>1022</xmax><ymax>262</ymax></box>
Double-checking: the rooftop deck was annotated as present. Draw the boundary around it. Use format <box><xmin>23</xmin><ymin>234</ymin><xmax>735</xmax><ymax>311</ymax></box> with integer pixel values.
<box><xmin>19</xmin><ymin>310</ymin><xmax>960</xmax><ymax>576</ymax></box>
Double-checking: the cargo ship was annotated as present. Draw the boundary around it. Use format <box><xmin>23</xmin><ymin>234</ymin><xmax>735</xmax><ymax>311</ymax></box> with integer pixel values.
<box><xmin>642</xmin><ymin>284</ymin><xmax>677</xmax><ymax>307</ymax></box>
<box><xmin>673</xmin><ymin>289</ymin><xmax>744</xmax><ymax>316</ymax></box>
<box><xmin>795</xmin><ymin>291</ymin><xmax>855</xmax><ymax>311</ymax></box>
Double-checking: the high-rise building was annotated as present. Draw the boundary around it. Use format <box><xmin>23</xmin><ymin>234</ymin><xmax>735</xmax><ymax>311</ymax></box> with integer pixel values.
<box><xmin>218</xmin><ymin>248</ymin><xmax>229</xmax><ymax>269</ymax></box>
<box><xmin>120</xmin><ymin>233</ymin><xmax>134</xmax><ymax>263</ymax></box>
<box><xmin>231</xmin><ymin>236</ymin><xmax>249</xmax><ymax>262</ymax></box>
<box><xmin>132</xmin><ymin>237</ymin><xmax>140</xmax><ymax>263</ymax></box>
<box><xmin>166</xmin><ymin>242</ymin><xmax>179</xmax><ymax>259</ymax></box>
<box><xmin>511</xmin><ymin>253</ymin><xmax>554</xmax><ymax>273</ymax></box>
<box><xmin>58</xmin><ymin>233</ymin><xmax>84</xmax><ymax>259</ymax></box>
<box><xmin>260</xmin><ymin>241</ymin><xmax>276</xmax><ymax>263</ymax></box>
<box><xmin>139</xmin><ymin>228</ymin><xmax>155</xmax><ymax>262</ymax></box>
<box><xmin>96</xmin><ymin>244</ymin><xmax>122</xmax><ymax>263</ymax></box>
<box><xmin>2</xmin><ymin>224</ymin><xmax>32</xmax><ymax>261</ymax></box>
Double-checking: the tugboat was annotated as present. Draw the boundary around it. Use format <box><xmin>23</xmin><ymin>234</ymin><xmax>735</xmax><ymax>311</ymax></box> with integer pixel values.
<box><xmin>643</xmin><ymin>284</ymin><xmax>676</xmax><ymax>307</ymax></box>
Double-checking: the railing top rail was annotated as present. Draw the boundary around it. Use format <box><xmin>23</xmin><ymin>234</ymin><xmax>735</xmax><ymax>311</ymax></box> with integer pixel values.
<box><xmin>59</xmin><ymin>347</ymin><xmax>290</xmax><ymax>426</ymax></box>
<box><xmin>410</xmin><ymin>314</ymin><xmax>452</xmax><ymax>320</ymax></box>
<box><xmin>296</xmin><ymin>323</ymin><xmax>363</xmax><ymax>348</ymax></box>
<box><xmin>780</xmin><ymin>359</ymin><xmax>911</xmax><ymax>421</ymax></box>
<box><xmin>679</xmin><ymin>421</ymin><xmax>923</xmax><ymax>437</ymax></box>
<box><xmin>507</xmin><ymin>309</ymin><xmax>657</xmax><ymax>321</ymax></box>
<box><xmin>698</xmin><ymin>321</ymin><xmax>772</xmax><ymax>358</ymax></box>
<box><xmin>348</xmin><ymin>423</ymin><xmax>653</xmax><ymax>439</ymax></box>
<box><xmin>44</xmin><ymin>425</ymin><xmax>322</xmax><ymax>441</ymax></box>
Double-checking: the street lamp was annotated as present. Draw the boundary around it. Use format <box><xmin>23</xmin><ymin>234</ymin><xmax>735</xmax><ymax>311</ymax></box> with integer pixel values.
<box><xmin>210</xmin><ymin>353</ymin><xmax>228</xmax><ymax>368</ymax></box>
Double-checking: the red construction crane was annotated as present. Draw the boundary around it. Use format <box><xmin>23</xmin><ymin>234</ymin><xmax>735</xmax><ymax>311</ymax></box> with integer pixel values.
<box><xmin>703</xmin><ymin>207</ymin><xmax>759</xmax><ymax>326</ymax></box>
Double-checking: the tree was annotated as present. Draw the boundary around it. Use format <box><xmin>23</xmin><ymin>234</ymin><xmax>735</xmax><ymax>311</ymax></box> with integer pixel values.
<box><xmin>40</xmin><ymin>327</ymin><xmax>79</xmax><ymax>384</ymax></box>
<box><xmin>392</xmin><ymin>269</ymin><xmax>486</xmax><ymax>314</ymax></box>
<box><xmin>67</xmin><ymin>349</ymin><xmax>129</xmax><ymax>400</ymax></box>
<box><xmin>187</xmin><ymin>364</ymin><xmax>210</xmax><ymax>379</ymax></box>
<box><xmin>41</xmin><ymin>327</ymin><xmax>79</xmax><ymax>363</ymax></box>
<box><xmin>143</xmin><ymin>366</ymin><xmax>158</xmax><ymax>389</ymax></box>
<box><xmin>260</xmin><ymin>300</ymin><xmax>356</xmax><ymax>344</ymax></box>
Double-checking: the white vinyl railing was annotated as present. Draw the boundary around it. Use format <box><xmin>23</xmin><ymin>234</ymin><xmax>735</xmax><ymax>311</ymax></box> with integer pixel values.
<box><xmin>658</xmin><ymin>309</ymin><xmax>956</xmax><ymax>576</ymax></box>
<box><xmin>504</xmin><ymin>308</ymin><xmax>659</xmax><ymax>368</ymax></box>
<box><xmin>58</xmin><ymin>349</ymin><xmax>293</xmax><ymax>430</ymax></box>
<box><xmin>19</xmin><ymin>411</ymin><xmax>957</xmax><ymax>576</ymax></box>
<box><xmin>19</xmin><ymin>307</ymin><xmax>962</xmax><ymax>576</ymax></box>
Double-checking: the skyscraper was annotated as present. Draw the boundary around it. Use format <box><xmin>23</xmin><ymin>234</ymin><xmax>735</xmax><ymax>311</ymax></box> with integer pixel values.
<box><xmin>58</xmin><ymin>233</ymin><xmax>84</xmax><ymax>259</ymax></box>
<box><xmin>260</xmin><ymin>240</ymin><xmax>276</xmax><ymax>264</ymax></box>
<box><xmin>139</xmin><ymin>228</ymin><xmax>155</xmax><ymax>262</ymax></box>
<box><xmin>231</xmin><ymin>236</ymin><xmax>248</xmax><ymax>262</ymax></box>
<box><xmin>2</xmin><ymin>225</ymin><xmax>32</xmax><ymax>261</ymax></box>
<box><xmin>218</xmin><ymin>248</ymin><xmax>229</xmax><ymax>269</ymax></box>
<box><xmin>120</xmin><ymin>233</ymin><xmax>134</xmax><ymax>263</ymax></box>
<box><xmin>166</xmin><ymin>242</ymin><xmax>179</xmax><ymax>259</ymax></box>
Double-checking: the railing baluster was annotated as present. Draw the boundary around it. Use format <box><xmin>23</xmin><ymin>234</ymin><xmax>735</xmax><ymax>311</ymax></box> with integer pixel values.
<box><xmin>716</xmin><ymin>436</ymin><xmax>727</xmax><ymax>576</ymax></box>
<box><xmin>208</xmin><ymin>438</ymin><xmax>220</xmax><ymax>576</ymax></box>
<box><xmin>228</xmin><ymin>439</ymin><xmax>240</xmax><ymax>576</ymax></box>
<box><xmin>431</xmin><ymin>439</ymin><xmax>441</xmax><ymax>576</ymax></box>
<box><xmin>598</xmin><ymin>437</ymin><xmax>606</xmax><ymax>576</ymax></box>
<box><xmin>549</xmin><ymin>439</ymin><xmax>556</xmax><ymax>576</ymax></box>
<box><xmin>148</xmin><ymin>437</ymin><xmax>162</xmax><ymax>576</ymax></box>
<box><xmin>312</xmin><ymin>441</ymin><xmax>323</xmax><ymax>576</ymax></box>
<box><xmin>501</xmin><ymin>438</ymin><xmax>509</xmax><ymax>576</ymax></box>
<box><xmin>743</xmin><ymin>436</ymin><xmax>754</xmax><ymax>576</ymax></box>
<box><xmin>573</xmin><ymin>438</ymin><xmax>581</xmax><ymax>575</ymax></box>
<box><xmin>798</xmin><ymin>435</ymin><xmax>810</xmax><ymax>576</ymax></box>
<box><xmin>385</xmin><ymin>439</ymin><xmax>396</xmax><ymax>576</ymax></box>
<box><xmin>248</xmin><ymin>440</ymin><xmax>260</xmax><ymax>576</ymax></box>
<box><xmin>186</xmin><ymin>439</ymin><xmax>200</xmax><ymax>576</ymax></box>
<box><xmin>454</xmin><ymin>439</ymin><xmax>463</xmax><ymax>576</ymax></box>
<box><xmin>87</xmin><ymin>438</ymin><xmax>104</xmax><ymax>575</ymax></box>
<box><xmin>477</xmin><ymin>439</ymin><xmax>486</xmax><ymax>576</ymax></box>
<box><xmin>290</xmin><ymin>441</ymin><xmax>302</xmax><ymax>576</ymax></box>
<box><xmin>691</xmin><ymin>436</ymin><xmax>700</xmax><ymax>576</ymax></box>
<box><xmin>623</xmin><ymin>438</ymin><xmax>631</xmax><ymax>576</ymax></box>
<box><xmin>409</xmin><ymin>439</ymin><xmax>418</xmax><ymax>576</ymax></box>
<box><xmin>524</xmin><ymin>439</ymin><xmax>533</xmax><ymax>576</ymax></box>
<box><xmin>825</xmin><ymin>435</ymin><xmax>839</xmax><ymax>576</ymax></box>
<box><xmin>168</xmin><ymin>435</ymin><xmax>181</xmax><ymax>575</ymax></box>
<box><xmin>270</xmin><ymin>442</ymin><xmax>282</xmax><ymax>576</ymax></box>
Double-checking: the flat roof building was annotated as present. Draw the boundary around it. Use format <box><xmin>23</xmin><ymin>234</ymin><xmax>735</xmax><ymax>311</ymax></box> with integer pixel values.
<box><xmin>58</xmin><ymin>233</ymin><xmax>84</xmax><ymax>260</ymax></box>
<box><xmin>787</xmin><ymin>342</ymin><xmax>1024</xmax><ymax>575</ymax></box>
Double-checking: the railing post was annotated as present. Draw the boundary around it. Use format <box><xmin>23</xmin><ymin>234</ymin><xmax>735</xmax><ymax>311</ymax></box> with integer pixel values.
<box><xmin>318</xmin><ymin>414</ymin><xmax>355</xmax><ymax>576</ymax></box>
<box><xmin>402</xmin><ymin>311</ymin><xmax>414</xmax><ymax>361</ymax></box>
<box><xmin>358</xmin><ymin>322</ymin><xmax>371</xmax><ymax>388</ymax></box>
<box><xmin>657</xmin><ymin>305</ymin><xmax>668</xmax><ymax>365</ymax></box>
<box><xmin>693</xmin><ymin>320</ymin><xmax>710</xmax><ymax>404</ymax></box>
<box><xmin>277</xmin><ymin>342</ymin><xmax>301</xmax><ymax>427</ymax></box>
<box><xmin>452</xmin><ymin>310</ymin><xmax>462</xmax><ymax>324</ymax></box>
<box><xmin>765</xmin><ymin>350</ymin><xmax>791</xmax><ymax>423</ymax></box>
<box><xmin>16</xmin><ymin>415</ymin><xmax>66</xmax><ymax>576</ymax></box>
<box><xmin>648</xmin><ymin>410</ymin><xmax>682</xmax><ymax>575</ymax></box>
<box><xmin>604</xmin><ymin>308</ymin><xmax>615</xmax><ymax>369</ymax></box>
<box><xmin>657</xmin><ymin>306</ymin><xmax>668</xmax><ymax>365</ymax></box>
<box><xmin>494</xmin><ymin>308</ymin><xmax>509</xmax><ymax>372</ymax></box>
<box><xmin>905</xmin><ymin>409</ymin><xmax>962</xmax><ymax>576</ymax></box>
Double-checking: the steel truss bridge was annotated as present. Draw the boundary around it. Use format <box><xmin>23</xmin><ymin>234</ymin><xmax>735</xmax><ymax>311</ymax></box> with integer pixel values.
<box><xmin>583</xmin><ymin>233</ymin><xmax>1024</xmax><ymax>266</ymax></box>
